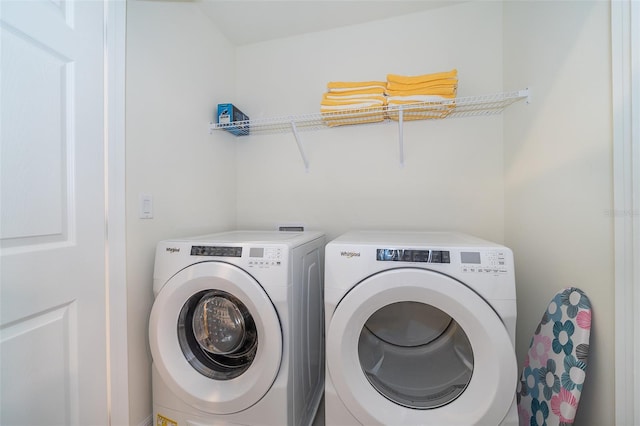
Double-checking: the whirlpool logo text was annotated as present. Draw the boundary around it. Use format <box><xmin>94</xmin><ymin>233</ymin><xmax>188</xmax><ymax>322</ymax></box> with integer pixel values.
<box><xmin>340</xmin><ymin>251</ymin><xmax>361</xmax><ymax>258</ymax></box>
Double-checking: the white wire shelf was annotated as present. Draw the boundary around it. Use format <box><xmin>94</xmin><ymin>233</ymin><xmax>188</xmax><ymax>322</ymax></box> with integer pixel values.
<box><xmin>209</xmin><ymin>89</ymin><xmax>529</xmax><ymax>136</ymax></box>
<box><xmin>209</xmin><ymin>89</ymin><xmax>529</xmax><ymax>171</ymax></box>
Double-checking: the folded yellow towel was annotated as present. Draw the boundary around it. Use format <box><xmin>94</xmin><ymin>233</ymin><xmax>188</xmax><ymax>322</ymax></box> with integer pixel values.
<box><xmin>327</xmin><ymin>87</ymin><xmax>386</xmax><ymax>96</ymax></box>
<box><xmin>319</xmin><ymin>72</ymin><xmax>459</xmax><ymax>125</ymax></box>
<box><xmin>386</xmin><ymin>87</ymin><xmax>456</xmax><ymax>97</ymax></box>
<box><xmin>386</xmin><ymin>78</ymin><xmax>458</xmax><ymax>92</ymax></box>
<box><xmin>321</xmin><ymin>101</ymin><xmax>387</xmax><ymax>108</ymax></box>
<box><xmin>321</xmin><ymin>108</ymin><xmax>386</xmax><ymax>127</ymax></box>
<box><xmin>387</xmin><ymin>69</ymin><xmax>457</xmax><ymax>85</ymax></box>
<box><xmin>323</xmin><ymin>92</ymin><xmax>387</xmax><ymax>100</ymax></box>
<box><xmin>387</xmin><ymin>95</ymin><xmax>451</xmax><ymax>103</ymax></box>
<box><xmin>387</xmin><ymin>107</ymin><xmax>453</xmax><ymax>121</ymax></box>
<box><xmin>323</xmin><ymin>116</ymin><xmax>385</xmax><ymax>127</ymax></box>
<box><xmin>321</xmin><ymin>95</ymin><xmax>387</xmax><ymax>106</ymax></box>
<box><xmin>321</xmin><ymin>100</ymin><xmax>386</xmax><ymax>111</ymax></box>
<box><xmin>327</xmin><ymin>80</ymin><xmax>387</xmax><ymax>91</ymax></box>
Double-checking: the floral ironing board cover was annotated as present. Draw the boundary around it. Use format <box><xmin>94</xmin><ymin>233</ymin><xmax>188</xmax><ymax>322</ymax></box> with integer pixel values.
<box><xmin>517</xmin><ymin>287</ymin><xmax>592</xmax><ymax>426</ymax></box>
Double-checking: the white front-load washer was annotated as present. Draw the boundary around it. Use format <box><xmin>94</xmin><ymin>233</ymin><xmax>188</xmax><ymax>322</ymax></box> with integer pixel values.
<box><xmin>149</xmin><ymin>230</ymin><xmax>325</xmax><ymax>426</ymax></box>
<box><xmin>324</xmin><ymin>231</ymin><xmax>518</xmax><ymax>426</ymax></box>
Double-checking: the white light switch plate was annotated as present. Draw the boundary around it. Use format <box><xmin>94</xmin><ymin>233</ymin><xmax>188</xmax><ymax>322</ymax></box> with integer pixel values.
<box><xmin>139</xmin><ymin>193</ymin><xmax>153</xmax><ymax>219</ymax></box>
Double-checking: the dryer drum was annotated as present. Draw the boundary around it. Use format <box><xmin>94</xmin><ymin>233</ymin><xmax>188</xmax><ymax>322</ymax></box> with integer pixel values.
<box><xmin>178</xmin><ymin>289</ymin><xmax>258</xmax><ymax>380</ymax></box>
<box><xmin>358</xmin><ymin>301</ymin><xmax>474</xmax><ymax>410</ymax></box>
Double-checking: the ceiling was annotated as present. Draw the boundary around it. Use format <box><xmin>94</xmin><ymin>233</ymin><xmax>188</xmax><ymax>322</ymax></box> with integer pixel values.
<box><xmin>196</xmin><ymin>1</ymin><xmax>465</xmax><ymax>46</ymax></box>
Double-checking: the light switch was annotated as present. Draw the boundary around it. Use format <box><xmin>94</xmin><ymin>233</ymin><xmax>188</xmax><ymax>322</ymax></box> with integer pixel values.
<box><xmin>139</xmin><ymin>193</ymin><xmax>153</xmax><ymax>219</ymax></box>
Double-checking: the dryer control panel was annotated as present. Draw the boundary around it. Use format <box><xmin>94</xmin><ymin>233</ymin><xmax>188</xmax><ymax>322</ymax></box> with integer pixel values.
<box><xmin>460</xmin><ymin>250</ymin><xmax>508</xmax><ymax>274</ymax></box>
<box><xmin>374</xmin><ymin>248</ymin><xmax>509</xmax><ymax>275</ymax></box>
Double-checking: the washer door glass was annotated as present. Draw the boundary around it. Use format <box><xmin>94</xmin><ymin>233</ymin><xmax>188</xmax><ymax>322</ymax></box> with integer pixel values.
<box><xmin>358</xmin><ymin>301</ymin><xmax>473</xmax><ymax>409</ymax></box>
<box><xmin>178</xmin><ymin>290</ymin><xmax>258</xmax><ymax>380</ymax></box>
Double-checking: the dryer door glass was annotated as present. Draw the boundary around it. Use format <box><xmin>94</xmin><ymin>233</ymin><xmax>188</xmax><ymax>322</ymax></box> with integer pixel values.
<box><xmin>178</xmin><ymin>290</ymin><xmax>258</xmax><ymax>380</ymax></box>
<box><xmin>358</xmin><ymin>301</ymin><xmax>473</xmax><ymax>409</ymax></box>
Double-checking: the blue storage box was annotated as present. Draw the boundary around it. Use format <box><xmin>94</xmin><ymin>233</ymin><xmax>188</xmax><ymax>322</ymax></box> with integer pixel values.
<box><xmin>217</xmin><ymin>103</ymin><xmax>250</xmax><ymax>136</ymax></box>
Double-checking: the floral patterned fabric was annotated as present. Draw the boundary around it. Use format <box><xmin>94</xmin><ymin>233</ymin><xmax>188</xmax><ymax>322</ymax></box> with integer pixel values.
<box><xmin>517</xmin><ymin>287</ymin><xmax>592</xmax><ymax>426</ymax></box>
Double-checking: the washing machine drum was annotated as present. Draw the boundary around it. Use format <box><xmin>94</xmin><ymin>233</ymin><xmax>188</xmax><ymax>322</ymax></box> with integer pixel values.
<box><xmin>149</xmin><ymin>262</ymin><xmax>283</xmax><ymax>414</ymax></box>
<box><xmin>178</xmin><ymin>289</ymin><xmax>258</xmax><ymax>380</ymax></box>
<box><xmin>327</xmin><ymin>268</ymin><xmax>517</xmax><ymax>425</ymax></box>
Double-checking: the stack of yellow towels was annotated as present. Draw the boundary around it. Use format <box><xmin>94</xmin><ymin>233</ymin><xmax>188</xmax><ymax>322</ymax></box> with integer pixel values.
<box><xmin>386</xmin><ymin>69</ymin><xmax>458</xmax><ymax>120</ymax></box>
<box><xmin>320</xmin><ymin>80</ymin><xmax>388</xmax><ymax>126</ymax></box>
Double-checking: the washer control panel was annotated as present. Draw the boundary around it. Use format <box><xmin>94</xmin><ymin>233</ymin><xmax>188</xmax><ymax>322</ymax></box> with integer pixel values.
<box><xmin>460</xmin><ymin>250</ymin><xmax>508</xmax><ymax>274</ymax></box>
<box><xmin>247</xmin><ymin>246</ymin><xmax>283</xmax><ymax>268</ymax></box>
<box><xmin>190</xmin><ymin>245</ymin><xmax>283</xmax><ymax>269</ymax></box>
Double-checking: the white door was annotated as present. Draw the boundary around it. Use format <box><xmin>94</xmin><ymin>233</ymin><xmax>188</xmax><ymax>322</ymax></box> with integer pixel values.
<box><xmin>326</xmin><ymin>268</ymin><xmax>517</xmax><ymax>425</ymax></box>
<box><xmin>1</xmin><ymin>1</ymin><xmax>109</xmax><ymax>425</ymax></box>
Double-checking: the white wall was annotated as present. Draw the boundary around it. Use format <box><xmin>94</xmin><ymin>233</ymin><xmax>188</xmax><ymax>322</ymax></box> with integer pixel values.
<box><xmin>125</xmin><ymin>2</ymin><xmax>237</xmax><ymax>423</ymax></box>
<box><xmin>124</xmin><ymin>1</ymin><xmax>615</xmax><ymax>424</ymax></box>
<box><xmin>503</xmin><ymin>1</ymin><xmax>613</xmax><ymax>425</ymax></box>
<box><xmin>234</xmin><ymin>1</ymin><xmax>508</xmax><ymax>243</ymax></box>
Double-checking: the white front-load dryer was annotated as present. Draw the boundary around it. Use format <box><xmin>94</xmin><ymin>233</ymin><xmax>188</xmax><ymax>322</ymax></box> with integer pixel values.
<box><xmin>324</xmin><ymin>231</ymin><xmax>518</xmax><ymax>426</ymax></box>
<box><xmin>149</xmin><ymin>230</ymin><xmax>325</xmax><ymax>426</ymax></box>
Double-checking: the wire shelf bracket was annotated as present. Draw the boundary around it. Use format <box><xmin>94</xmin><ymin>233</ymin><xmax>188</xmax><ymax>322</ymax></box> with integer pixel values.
<box><xmin>398</xmin><ymin>106</ymin><xmax>405</xmax><ymax>168</ymax></box>
<box><xmin>289</xmin><ymin>118</ymin><xmax>309</xmax><ymax>172</ymax></box>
